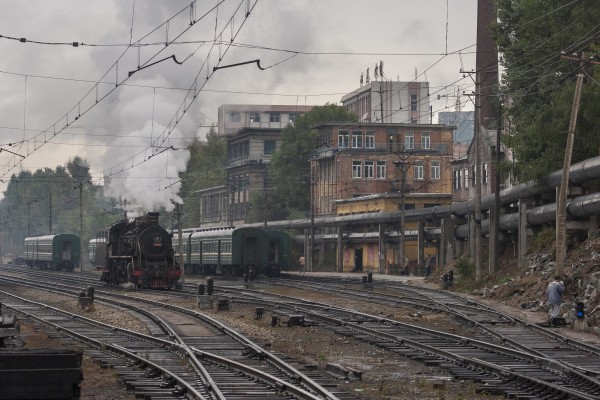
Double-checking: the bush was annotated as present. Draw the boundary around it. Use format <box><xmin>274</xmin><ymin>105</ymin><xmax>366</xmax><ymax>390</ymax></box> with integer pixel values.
<box><xmin>456</xmin><ymin>256</ymin><xmax>475</xmax><ymax>279</ymax></box>
<box><xmin>530</xmin><ymin>225</ymin><xmax>555</xmax><ymax>254</ymax></box>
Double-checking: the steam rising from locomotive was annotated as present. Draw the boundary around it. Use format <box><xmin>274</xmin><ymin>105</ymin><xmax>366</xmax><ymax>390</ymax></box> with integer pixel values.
<box><xmin>95</xmin><ymin>212</ymin><xmax>180</xmax><ymax>289</ymax></box>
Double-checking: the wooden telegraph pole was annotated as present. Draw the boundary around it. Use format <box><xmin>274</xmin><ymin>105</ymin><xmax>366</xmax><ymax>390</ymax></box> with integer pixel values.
<box><xmin>556</xmin><ymin>53</ymin><xmax>598</xmax><ymax>275</ymax></box>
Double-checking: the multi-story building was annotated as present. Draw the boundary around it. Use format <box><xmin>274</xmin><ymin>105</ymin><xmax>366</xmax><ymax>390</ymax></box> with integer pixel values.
<box><xmin>218</xmin><ymin>104</ymin><xmax>313</xmax><ymax>135</ymax></box>
<box><xmin>199</xmin><ymin>104</ymin><xmax>314</xmax><ymax>226</ymax></box>
<box><xmin>308</xmin><ymin>121</ymin><xmax>454</xmax><ymax>274</ymax></box>
<box><xmin>311</xmin><ymin>122</ymin><xmax>454</xmax><ymax>216</ymax></box>
<box><xmin>340</xmin><ymin>81</ymin><xmax>430</xmax><ymax>124</ymax></box>
<box><xmin>451</xmin><ymin>129</ymin><xmax>510</xmax><ymax>202</ymax></box>
<box><xmin>438</xmin><ymin>111</ymin><xmax>474</xmax><ymax>145</ymax></box>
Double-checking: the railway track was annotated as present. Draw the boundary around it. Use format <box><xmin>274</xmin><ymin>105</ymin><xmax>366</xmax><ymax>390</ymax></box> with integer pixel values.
<box><xmin>205</xmin><ymin>278</ymin><xmax>600</xmax><ymax>399</ymax></box>
<box><xmin>0</xmin><ymin>273</ymin><xmax>356</xmax><ymax>400</ymax></box>
<box><xmin>8</xmin><ymin>266</ymin><xmax>600</xmax><ymax>398</ymax></box>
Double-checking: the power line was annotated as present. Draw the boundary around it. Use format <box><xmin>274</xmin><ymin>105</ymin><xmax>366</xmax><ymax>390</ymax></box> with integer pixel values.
<box><xmin>0</xmin><ymin>1</ymin><xmax>220</xmax><ymax>179</ymax></box>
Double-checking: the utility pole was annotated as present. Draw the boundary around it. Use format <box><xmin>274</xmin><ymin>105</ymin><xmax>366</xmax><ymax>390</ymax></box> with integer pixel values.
<box><xmin>556</xmin><ymin>52</ymin><xmax>591</xmax><ymax>275</ymax></box>
<box><xmin>263</xmin><ymin>169</ymin><xmax>268</xmax><ymax>230</ymax></box>
<box><xmin>490</xmin><ymin>98</ymin><xmax>502</xmax><ymax>274</ymax></box>
<box><xmin>394</xmin><ymin>160</ymin><xmax>410</xmax><ymax>273</ymax></box>
<box><xmin>48</xmin><ymin>192</ymin><xmax>52</xmax><ymax>234</ymax></box>
<box><xmin>176</xmin><ymin>203</ymin><xmax>185</xmax><ymax>283</ymax></box>
<box><xmin>309</xmin><ymin>165</ymin><xmax>315</xmax><ymax>272</ymax></box>
<box><xmin>25</xmin><ymin>199</ymin><xmax>37</xmax><ymax>236</ymax></box>
<box><xmin>79</xmin><ymin>182</ymin><xmax>84</xmax><ymax>272</ymax></box>
<box><xmin>474</xmin><ymin>72</ymin><xmax>483</xmax><ymax>282</ymax></box>
<box><xmin>461</xmin><ymin>85</ymin><xmax>482</xmax><ymax>282</ymax></box>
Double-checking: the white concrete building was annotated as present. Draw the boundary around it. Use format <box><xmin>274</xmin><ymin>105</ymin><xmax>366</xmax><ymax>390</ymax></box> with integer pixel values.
<box><xmin>341</xmin><ymin>81</ymin><xmax>431</xmax><ymax>124</ymax></box>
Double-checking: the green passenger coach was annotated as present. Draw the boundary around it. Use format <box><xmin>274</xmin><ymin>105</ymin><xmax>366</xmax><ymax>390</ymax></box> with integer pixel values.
<box><xmin>23</xmin><ymin>234</ymin><xmax>81</xmax><ymax>271</ymax></box>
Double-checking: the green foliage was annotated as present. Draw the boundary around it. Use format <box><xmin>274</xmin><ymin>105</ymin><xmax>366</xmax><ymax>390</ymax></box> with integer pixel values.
<box><xmin>456</xmin><ymin>256</ymin><xmax>475</xmax><ymax>279</ymax></box>
<box><xmin>176</xmin><ymin>126</ymin><xmax>227</xmax><ymax>227</ymax></box>
<box><xmin>0</xmin><ymin>157</ymin><xmax>120</xmax><ymax>260</ymax></box>
<box><xmin>251</xmin><ymin>104</ymin><xmax>357</xmax><ymax>221</ymax></box>
<box><xmin>493</xmin><ymin>0</ymin><xmax>600</xmax><ymax>183</ymax></box>
<box><xmin>529</xmin><ymin>225</ymin><xmax>556</xmax><ymax>254</ymax></box>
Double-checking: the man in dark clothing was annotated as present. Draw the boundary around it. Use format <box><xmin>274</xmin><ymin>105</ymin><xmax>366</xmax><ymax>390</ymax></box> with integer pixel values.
<box><xmin>546</xmin><ymin>275</ymin><xmax>565</xmax><ymax>323</ymax></box>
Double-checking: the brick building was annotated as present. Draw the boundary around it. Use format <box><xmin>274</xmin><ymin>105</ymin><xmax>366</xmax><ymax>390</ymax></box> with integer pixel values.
<box><xmin>311</xmin><ymin>122</ymin><xmax>454</xmax><ymax>216</ymax></box>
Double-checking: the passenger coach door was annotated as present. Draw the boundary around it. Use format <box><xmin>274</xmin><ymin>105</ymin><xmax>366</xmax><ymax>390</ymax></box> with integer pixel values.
<box><xmin>268</xmin><ymin>240</ymin><xmax>279</xmax><ymax>263</ymax></box>
<box><xmin>62</xmin><ymin>241</ymin><xmax>72</xmax><ymax>262</ymax></box>
<box><xmin>244</xmin><ymin>237</ymin><xmax>258</xmax><ymax>264</ymax></box>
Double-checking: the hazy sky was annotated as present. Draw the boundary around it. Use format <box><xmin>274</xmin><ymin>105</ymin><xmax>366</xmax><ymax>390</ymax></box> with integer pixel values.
<box><xmin>0</xmin><ymin>0</ymin><xmax>478</xmax><ymax>210</ymax></box>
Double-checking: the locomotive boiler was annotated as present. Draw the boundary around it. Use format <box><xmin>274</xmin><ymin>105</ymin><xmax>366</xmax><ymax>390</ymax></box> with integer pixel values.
<box><xmin>96</xmin><ymin>212</ymin><xmax>180</xmax><ymax>289</ymax></box>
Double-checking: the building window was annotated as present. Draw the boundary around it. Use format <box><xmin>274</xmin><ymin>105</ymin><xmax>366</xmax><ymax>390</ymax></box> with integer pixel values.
<box><xmin>405</xmin><ymin>132</ymin><xmax>414</xmax><ymax>150</ymax></box>
<box><xmin>421</xmin><ymin>132</ymin><xmax>431</xmax><ymax>150</ymax></box>
<box><xmin>249</xmin><ymin>112</ymin><xmax>260</xmax><ymax>123</ymax></box>
<box><xmin>414</xmin><ymin>161</ymin><xmax>424</xmax><ymax>180</ymax></box>
<box><xmin>483</xmin><ymin>163</ymin><xmax>488</xmax><ymax>185</ymax></box>
<box><xmin>431</xmin><ymin>161</ymin><xmax>440</xmax><ymax>180</ymax></box>
<box><xmin>411</xmin><ymin>94</ymin><xmax>418</xmax><ymax>111</ymax></box>
<box><xmin>454</xmin><ymin>170</ymin><xmax>461</xmax><ymax>189</ymax></box>
<box><xmin>352</xmin><ymin>161</ymin><xmax>362</xmax><ymax>178</ymax></box>
<box><xmin>264</xmin><ymin>139</ymin><xmax>276</xmax><ymax>155</ymax></box>
<box><xmin>471</xmin><ymin>165</ymin><xmax>477</xmax><ymax>185</ymax></box>
<box><xmin>352</xmin><ymin>132</ymin><xmax>363</xmax><ymax>148</ymax></box>
<box><xmin>231</xmin><ymin>112</ymin><xmax>240</xmax><ymax>122</ymax></box>
<box><xmin>270</xmin><ymin>112</ymin><xmax>280</xmax><ymax>122</ymax></box>
<box><xmin>464</xmin><ymin>168</ymin><xmax>469</xmax><ymax>188</ymax></box>
<box><xmin>364</xmin><ymin>161</ymin><xmax>374</xmax><ymax>178</ymax></box>
<box><xmin>365</xmin><ymin>132</ymin><xmax>375</xmax><ymax>149</ymax></box>
<box><xmin>338</xmin><ymin>131</ymin><xmax>349</xmax><ymax>148</ymax></box>
<box><xmin>289</xmin><ymin>113</ymin><xmax>298</xmax><ymax>123</ymax></box>
<box><xmin>410</xmin><ymin>119</ymin><xmax>418</xmax><ymax>124</ymax></box>
<box><xmin>404</xmin><ymin>203</ymin><xmax>416</xmax><ymax>210</ymax></box>
<box><xmin>376</xmin><ymin>161</ymin><xmax>386</xmax><ymax>179</ymax></box>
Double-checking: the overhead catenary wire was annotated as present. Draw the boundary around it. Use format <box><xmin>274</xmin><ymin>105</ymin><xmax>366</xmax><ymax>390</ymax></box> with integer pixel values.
<box><xmin>0</xmin><ymin>1</ymin><xmax>222</xmax><ymax>178</ymax></box>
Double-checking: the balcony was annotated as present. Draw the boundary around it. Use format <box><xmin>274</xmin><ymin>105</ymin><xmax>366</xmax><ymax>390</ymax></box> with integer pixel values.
<box><xmin>312</xmin><ymin>142</ymin><xmax>451</xmax><ymax>159</ymax></box>
<box><xmin>225</xmin><ymin>155</ymin><xmax>271</xmax><ymax>168</ymax></box>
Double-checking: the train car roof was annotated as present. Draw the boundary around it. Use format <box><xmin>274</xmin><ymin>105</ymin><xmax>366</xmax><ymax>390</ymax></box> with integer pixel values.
<box><xmin>189</xmin><ymin>226</ymin><xmax>267</xmax><ymax>239</ymax></box>
<box><xmin>24</xmin><ymin>233</ymin><xmax>80</xmax><ymax>241</ymax></box>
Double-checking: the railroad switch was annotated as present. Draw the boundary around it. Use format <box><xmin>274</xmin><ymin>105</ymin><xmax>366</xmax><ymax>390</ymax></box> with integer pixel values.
<box><xmin>286</xmin><ymin>315</ymin><xmax>305</xmax><ymax>327</ymax></box>
<box><xmin>361</xmin><ymin>275</ymin><xmax>373</xmax><ymax>290</ymax></box>
<box><xmin>216</xmin><ymin>298</ymin><xmax>230</xmax><ymax>311</ymax></box>
<box><xmin>254</xmin><ymin>307</ymin><xmax>264</xmax><ymax>320</ymax></box>
<box><xmin>77</xmin><ymin>286</ymin><xmax>95</xmax><ymax>311</ymax></box>
<box><xmin>325</xmin><ymin>363</ymin><xmax>363</xmax><ymax>381</ymax></box>
<box><xmin>0</xmin><ymin>314</ymin><xmax>22</xmax><ymax>347</ymax></box>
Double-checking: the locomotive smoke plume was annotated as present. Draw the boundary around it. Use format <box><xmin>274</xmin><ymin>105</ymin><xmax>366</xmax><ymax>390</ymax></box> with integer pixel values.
<box><xmin>101</xmin><ymin>77</ymin><xmax>198</xmax><ymax>215</ymax></box>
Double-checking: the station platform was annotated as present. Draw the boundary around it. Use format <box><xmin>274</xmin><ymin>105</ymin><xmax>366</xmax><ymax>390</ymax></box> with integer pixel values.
<box><xmin>282</xmin><ymin>270</ymin><xmax>425</xmax><ymax>283</ymax></box>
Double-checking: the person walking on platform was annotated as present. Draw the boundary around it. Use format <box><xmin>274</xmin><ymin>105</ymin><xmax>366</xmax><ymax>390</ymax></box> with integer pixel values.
<box><xmin>299</xmin><ymin>255</ymin><xmax>305</xmax><ymax>274</ymax></box>
<box><xmin>546</xmin><ymin>275</ymin><xmax>565</xmax><ymax>323</ymax></box>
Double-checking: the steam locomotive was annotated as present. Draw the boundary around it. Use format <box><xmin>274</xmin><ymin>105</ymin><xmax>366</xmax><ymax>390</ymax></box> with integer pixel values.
<box><xmin>95</xmin><ymin>212</ymin><xmax>180</xmax><ymax>289</ymax></box>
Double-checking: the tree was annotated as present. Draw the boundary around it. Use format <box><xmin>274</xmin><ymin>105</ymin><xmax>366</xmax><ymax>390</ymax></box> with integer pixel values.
<box><xmin>246</xmin><ymin>104</ymin><xmax>357</xmax><ymax>222</ymax></box>
<box><xmin>0</xmin><ymin>156</ymin><xmax>120</xmax><ymax>261</ymax></box>
<box><xmin>493</xmin><ymin>0</ymin><xmax>600</xmax><ymax>183</ymax></box>
<box><xmin>177</xmin><ymin>126</ymin><xmax>227</xmax><ymax>227</ymax></box>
